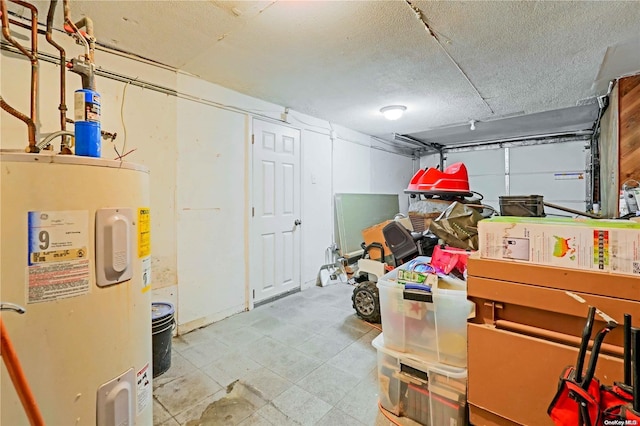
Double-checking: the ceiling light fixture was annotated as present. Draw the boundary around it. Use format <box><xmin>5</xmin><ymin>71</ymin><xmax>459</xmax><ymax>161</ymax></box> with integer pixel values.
<box><xmin>380</xmin><ymin>105</ymin><xmax>407</xmax><ymax>121</ymax></box>
<box><xmin>469</xmin><ymin>120</ymin><xmax>477</xmax><ymax>131</ymax></box>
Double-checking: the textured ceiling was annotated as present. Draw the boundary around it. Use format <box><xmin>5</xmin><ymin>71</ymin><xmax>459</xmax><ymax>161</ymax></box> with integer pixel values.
<box><xmin>8</xmin><ymin>0</ymin><xmax>640</xmax><ymax>143</ymax></box>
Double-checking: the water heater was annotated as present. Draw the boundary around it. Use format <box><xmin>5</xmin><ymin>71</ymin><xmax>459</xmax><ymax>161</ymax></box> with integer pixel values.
<box><xmin>1</xmin><ymin>152</ymin><xmax>153</xmax><ymax>425</ymax></box>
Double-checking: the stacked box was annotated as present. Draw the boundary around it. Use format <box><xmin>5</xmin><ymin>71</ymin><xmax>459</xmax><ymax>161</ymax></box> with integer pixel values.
<box><xmin>478</xmin><ymin>217</ymin><xmax>640</xmax><ymax>277</ymax></box>
<box><xmin>375</xmin><ymin>259</ymin><xmax>471</xmax><ymax>424</ymax></box>
<box><xmin>377</xmin><ymin>262</ymin><xmax>474</xmax><ymax>367</ymax></box>
<box><xmin>374</xmin><ymin>334</ymin><xmax>467</xmax><ymax>426</ymax></box>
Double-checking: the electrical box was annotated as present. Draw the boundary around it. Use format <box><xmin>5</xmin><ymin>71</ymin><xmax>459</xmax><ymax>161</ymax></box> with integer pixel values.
<box><xmin>96</xmin><ymin>208</ymin><xmax>133</xmax><ymax>287</ymax></box>
<box><xmin>96</xmin><ymin>368</ymin><xmax>135</xmax><ymax>426</ymax></box>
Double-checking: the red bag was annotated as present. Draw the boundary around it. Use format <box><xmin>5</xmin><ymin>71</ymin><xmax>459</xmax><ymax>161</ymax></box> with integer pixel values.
<box><xmin>600</xmin><ymin>314</ymin><xmax>636</xmax><ymax>422</ymax></box>
<box><xmin>548</xmin><ymin>366</ymin><xmax>601</xmax><ymax>426</ymax></box>
<box><xmin>548</xmin><ymin>308</ymin><xmax>617</xmax><ymax>426</ymax></box>
<box><xmin>430</xmin><ymin>245</ymin><xmax>470</xmax><ymax>275</ymax></box>
<box><xmin>616</xmin><ymin>405</ymin><xmax>640</xmax><ymax>422</ymax></box>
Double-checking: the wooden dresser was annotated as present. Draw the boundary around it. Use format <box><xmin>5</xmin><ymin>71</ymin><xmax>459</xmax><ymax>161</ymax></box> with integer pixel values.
<box><xmin>466</xmin><ymin>256</ymin><xmax>640</xmax><ymax>426</ymax></box>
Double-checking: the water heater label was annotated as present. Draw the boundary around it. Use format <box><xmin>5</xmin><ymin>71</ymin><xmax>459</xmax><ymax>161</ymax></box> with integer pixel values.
<box><xmin>138</xmin><ymin>208</ymin><xmax>151</xmax><ymax>258</ymax></box>
<box><xmin>136</xmin><ymin>363</ymin><xmax>151</xmax><ymax>414</ymax></box>
<box><xmin>27</xmin><ymin>211</ymin><xmax>90</xmax><ymax>303</ymax></box>
<box><xmin>74</xmin><ymin>90</ymin><xmax>101</xmax><ymax>122</ymax></box>
<box><xmin>141</xmin><ymin>256</ymin><xmax>151</xmax><ymax>293</ymax></box>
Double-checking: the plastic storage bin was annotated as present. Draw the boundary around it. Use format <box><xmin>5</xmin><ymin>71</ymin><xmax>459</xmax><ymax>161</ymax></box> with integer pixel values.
<box><xmin>373</xmin><ymin>334</ymin><xmax>467</xmax><ymax>426</ymax></box>
<box><xmin>432</xmin><ymin>278</ymin><xmax>473</xmax><ymax>367</ymax></box>
<box><xmin>377</xmin><ymin>259</ymin><xmax>474</xmax><ymax>367</ymax></box>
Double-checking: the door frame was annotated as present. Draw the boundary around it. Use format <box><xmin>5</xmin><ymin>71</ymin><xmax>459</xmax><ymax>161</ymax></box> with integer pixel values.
<box><xmin>247</xmin><ymin>117</ymin><xmax>304</xmax><ymax>310</ymax></box>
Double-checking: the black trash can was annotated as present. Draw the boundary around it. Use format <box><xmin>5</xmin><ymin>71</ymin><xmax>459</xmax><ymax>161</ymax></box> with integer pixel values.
<box><xmin>152</xmin><ymin>302</ymin><xmax>175</xmax><ymax>378</ymax></box>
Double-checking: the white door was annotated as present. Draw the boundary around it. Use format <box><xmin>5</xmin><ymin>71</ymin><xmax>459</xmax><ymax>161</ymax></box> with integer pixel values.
<box><xmin>251</xmin><ymin>119</ymin><xmax>301</xmax><ymax>304</ymax></box>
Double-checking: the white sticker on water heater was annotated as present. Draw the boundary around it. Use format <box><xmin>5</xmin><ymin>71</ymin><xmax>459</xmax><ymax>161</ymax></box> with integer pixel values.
<box><xmin>26</xmin><ymin>211</ymin><xmax>90</xmax><ymax>303</ymax></box>
<box><xmin>142</xmin><ymin>256</ymin><xmax>151</xmax><ymax>293</ymax></box>
<box><xmin>136</xmin><ymin>363</ymin><xmax>151</xmax><ymax>414</ymax></box>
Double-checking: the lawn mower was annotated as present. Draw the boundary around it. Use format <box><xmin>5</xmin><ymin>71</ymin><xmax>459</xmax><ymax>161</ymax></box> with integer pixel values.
<box><xmin>351</xmin><ymin>228</ymin><xmax>437</xmax><ymax>323</ymax></box>
<box><xmin>351</xmin><ymin>162</ymin><xmax>483</xmax><ymax>323</ymax></box>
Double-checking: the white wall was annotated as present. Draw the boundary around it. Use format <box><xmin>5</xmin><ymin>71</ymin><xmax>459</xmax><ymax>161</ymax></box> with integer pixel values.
<box><xmin>301</xmin><ymin>130</ymin><xmax>333</xmax><ymax>288</ymax></box>
<box><xmin>2</xmin><ymin>26</ymin><xmax>414</xmax><ymax>333</ymax></box>
<box><xmin>175</xmin><ymin>76</ymin><xmax>248</xmax><ymax>330</ymax></box>
<box><xmin>370</xmin><ymin>148</ymin><xmax>416</xmax><ymax>214</ymax></box>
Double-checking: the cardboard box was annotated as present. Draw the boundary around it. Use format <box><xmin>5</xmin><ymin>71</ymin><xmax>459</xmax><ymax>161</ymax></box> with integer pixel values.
<box><xmin>478</xmin><ymin>216</ymin><xmax>640</xmax><ymax>277</ymax></box>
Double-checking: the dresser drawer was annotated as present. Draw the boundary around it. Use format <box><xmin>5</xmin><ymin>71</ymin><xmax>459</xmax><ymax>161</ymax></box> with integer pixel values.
<box><xmin>468</xmin><ymin>323</ymin><xmax>623</xmax><ymax>426</ymax></box>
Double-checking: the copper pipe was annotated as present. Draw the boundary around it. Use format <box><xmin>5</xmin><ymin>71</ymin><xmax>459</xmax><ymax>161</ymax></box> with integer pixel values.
<box><xmin>495</xmin><ymin>319</ymin><xmax>624</xmax><ymax>358</ymax></box>
<box><xmin>0</xmin><ymin>96</ymin><xmax>36</xmax><ymax>147</ymax></box>
<box><xmin>10</xmin><ymin>0</ymin><xmax>38</xmax><ymax>128</ymax></box>
<box><xmin>45</xmin><ymin>0</ymin><xmax>70</xmax><ymax>153</ymax></box>
<box><xmin>1</xmin><ymin>318</ymin><xmax>45</xmax><ymax>426</ymax></box>
<box><xmin>1</xmin><ymin>0</ymin><xmax>39</xmax><ymax>152</ymax></box>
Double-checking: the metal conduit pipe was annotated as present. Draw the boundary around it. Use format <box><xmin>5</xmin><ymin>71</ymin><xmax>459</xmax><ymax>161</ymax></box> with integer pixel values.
<box><xmin>45</xmin><ymin>0</ymin><xmax>71</xmax><ymax>153</ymax></box>
<box><xmin>7</xmin><ymin>16</ymin><xmax>32</xmax><ymax>30</ymax></box>
<box><xmin>0</xmin><ymin>1</ymin><xmax>38</xmax><ymax>152</ymax></box>
<box><xmin>36</xmin><ymin>130</ymin><xmax>74</xmax><ymax>151</ymax></box>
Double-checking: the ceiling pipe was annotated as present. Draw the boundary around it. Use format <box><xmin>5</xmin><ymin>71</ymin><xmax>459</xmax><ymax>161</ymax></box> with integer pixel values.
<box><xmin>7</xmin><ymin>16</ymin><xmax>32</xmax><ymax>30</ymax></box>
<box><xmin>45</xmin><ymin>0</ymin><xmax>72</xmax><ymax>154</ymax></box>
<box><xmin>0</xmin><ymin>0</ymin><xmax>39</xmax><ymax>152</ymax></box>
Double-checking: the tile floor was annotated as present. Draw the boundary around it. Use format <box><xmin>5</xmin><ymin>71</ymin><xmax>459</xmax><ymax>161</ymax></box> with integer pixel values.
<box><xmin>152</xmin><ymin>282</ymin><xmax>410</xmax><ymax>426</ymax></box>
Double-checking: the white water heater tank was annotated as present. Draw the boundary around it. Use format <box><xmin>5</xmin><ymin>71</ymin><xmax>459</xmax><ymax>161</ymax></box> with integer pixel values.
<box><xmin>1</xmin><ymin>152</ymin><xmax>153</xmax><ymax>425</ymax></box>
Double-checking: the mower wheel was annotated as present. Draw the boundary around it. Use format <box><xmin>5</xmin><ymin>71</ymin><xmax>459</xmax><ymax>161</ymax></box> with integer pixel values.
<box><xmin>352</xmin><ymin>281</ymin><xmax>381</xmax><ymax>323</ymax></box>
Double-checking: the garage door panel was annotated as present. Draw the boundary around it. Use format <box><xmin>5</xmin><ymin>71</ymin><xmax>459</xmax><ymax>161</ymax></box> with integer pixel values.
<box><xmin>510</xmin><ymin>174</ymin><xmax>586</xmax><ymax>202</ymax></box>
<box><xmin>420</xmin><ymin>154</ymin><xmax>440</xmax><ymax>169</ymax></box>
<box><xmin>446</xmin><ymin>149</ymin><xmax>505</xmax><ymax>176</ymax></box>
<box><xmin>545</xmin><ymin>202</ymin><xmax>588</xmax><ymax>217</ymax></box>
<box><xmin>469</xmin><ymin>175</ymin><xmax>506</xmax><ymax>203</ymax></box>
<box><xmin>510</xmin><ymin>142</ymin><xmax>587</xmax><ymax>173</ymax></box>
<box><xmin>424</xmin><ymin>140</ymin><xmax>590</xmax><ymax>213</ymax></box>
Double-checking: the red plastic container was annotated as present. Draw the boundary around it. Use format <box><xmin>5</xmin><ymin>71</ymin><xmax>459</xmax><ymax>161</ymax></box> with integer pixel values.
<box><xmin>406</xmin><ymin>163</ymin><xmax>470</xmax><ymax>193</ymax></box>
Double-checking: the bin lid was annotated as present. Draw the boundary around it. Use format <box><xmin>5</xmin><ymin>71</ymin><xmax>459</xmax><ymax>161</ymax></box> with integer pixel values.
<box><xmin>152</xmin><ymin>302</ymin><xmax>175</xmax><ymax>322</ymax></box>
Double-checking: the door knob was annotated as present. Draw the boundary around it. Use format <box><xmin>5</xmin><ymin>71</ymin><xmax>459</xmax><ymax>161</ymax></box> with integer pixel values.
<box><xmin>294</xmin><ymin>219</ymin><xmax>302</xmax><ymax>226</ymax></box>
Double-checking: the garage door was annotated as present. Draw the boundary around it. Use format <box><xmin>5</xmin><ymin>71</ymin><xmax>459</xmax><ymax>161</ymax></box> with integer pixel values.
<box><xmin>509</xmin><ymin>141</ymin><xmax>588</xmax><ymax>216</ymax></box>
<box><xmin>446</xmin><ymin>149</ymin><xmax>505</xmax><ymax>211</ymax></box>
<box><xmin>443</xmin><ymin>140</ymin><xmax>589</xmax><ymax>216</ymax></box>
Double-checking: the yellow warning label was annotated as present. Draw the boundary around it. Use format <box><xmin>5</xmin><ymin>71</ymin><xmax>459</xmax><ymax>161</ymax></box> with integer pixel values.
<box><xmin>138</xmin><ymin>208</ymin><xmax>151</xmax><ymax>258</ymax></box>
<box><xmin>30</xmin><ymin>247</ymin><xmax>88</xmax><ymax>264</ymax></box>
